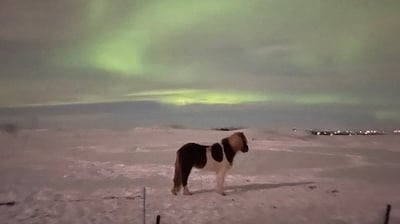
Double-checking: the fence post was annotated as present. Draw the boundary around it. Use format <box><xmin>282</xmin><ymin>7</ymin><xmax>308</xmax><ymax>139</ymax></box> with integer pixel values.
<box><xmin>143</xmin><ymin>187</ymin><xmax>146</xmax><ymax>224</ymax></box>
<box><xmin>384</xmin><ymin>204</ymin><xmax>391</xmax><ymax>224</ymax></box>
<box><xmin>156</xmin><ymin>215</ymin><xmax>161</xmax><ymax>224</ymax></box>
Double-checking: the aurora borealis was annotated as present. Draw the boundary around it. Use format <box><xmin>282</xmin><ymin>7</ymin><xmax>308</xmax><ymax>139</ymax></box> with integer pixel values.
<box><xmin>1</xmin><ymin>0</ymin><xmax>399</xmax><ymax>128</ymax></box>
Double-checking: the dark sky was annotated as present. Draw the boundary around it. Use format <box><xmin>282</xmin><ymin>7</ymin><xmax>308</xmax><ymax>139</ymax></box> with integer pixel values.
<box><xmin>1</xmin><ymin>0</ymin><xmax>399</xmax><ymax>129</ymax></box>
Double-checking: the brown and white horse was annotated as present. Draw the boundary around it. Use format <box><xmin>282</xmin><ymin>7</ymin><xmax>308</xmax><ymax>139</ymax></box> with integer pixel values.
<box><xmin>171</xmin><ymin>132</ymin><xmax>249</xmax><ymax>196</ymax></box>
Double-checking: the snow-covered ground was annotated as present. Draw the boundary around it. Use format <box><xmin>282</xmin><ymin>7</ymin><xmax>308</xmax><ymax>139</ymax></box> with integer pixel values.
<box><xmin>1</xmin><ymin>126</ymin><xmax>399</xmax><ymax>224</ymax></box>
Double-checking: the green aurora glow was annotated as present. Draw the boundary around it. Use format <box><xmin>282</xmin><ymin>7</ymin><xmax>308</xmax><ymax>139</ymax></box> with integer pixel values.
<box><xmin>45</xmin><ymin>0</ymin><xmax>398</xmax><ymax>111</ymax></box>
<box><xmin>63</xmin><ymin>0</ymin><xmax>244</xmax><ymax>75</ymax></box>
<box><xmin>60</xmin><ymin>0</ymin><xmax>399</xmax><ymax>77</ymax></box>
<box><xmin>124</xmin><ymin>89</ymin><xmax>363</xmax><ymax>106</ymax></box>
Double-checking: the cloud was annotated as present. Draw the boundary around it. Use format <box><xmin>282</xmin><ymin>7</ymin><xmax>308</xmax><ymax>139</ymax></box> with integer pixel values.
<box><xmin>0</xmin><ymin>0</ymin><xmax>83</xmax><ymax>42</ymax></box>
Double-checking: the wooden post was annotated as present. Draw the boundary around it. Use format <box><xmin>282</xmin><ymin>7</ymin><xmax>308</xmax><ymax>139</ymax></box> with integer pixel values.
<box><xmin>384</xmin><ymin>204</ymin><xmax>391</xmax><ymax>224</ymax></box>
<box><xmin>143</xmin><ymin>187</ymin><xmax>146</xmax><ymax>224</ymax></box>
<box><xmin>156</xmin><ymin>215</ymin><xmax>161</xmax><ymax>224</ymax></box>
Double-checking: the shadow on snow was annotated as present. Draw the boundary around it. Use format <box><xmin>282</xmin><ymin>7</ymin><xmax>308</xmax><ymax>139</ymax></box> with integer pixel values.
<box><xmin>192</xmin><ymin>181</ymin><xmax>314</xmax><ymax>195</ymax></box>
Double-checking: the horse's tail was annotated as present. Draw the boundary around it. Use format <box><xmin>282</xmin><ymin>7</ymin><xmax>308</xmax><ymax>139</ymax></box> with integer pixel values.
<box><xmin>171</xmin><ymin>151</ymin><xmax>182</xmax><ymax>195</ymax></box>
